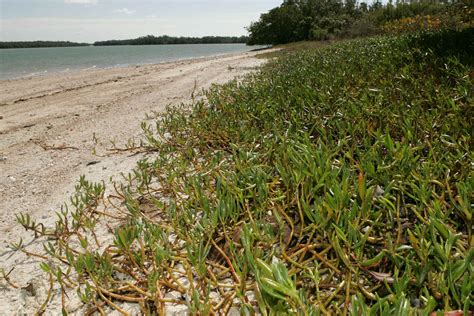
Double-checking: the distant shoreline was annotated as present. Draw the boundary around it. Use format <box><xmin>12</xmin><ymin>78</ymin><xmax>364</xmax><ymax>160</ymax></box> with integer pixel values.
<box><xmin>0</xmin><ymin>43</ymin><xmax>249</xmax><ymax>50</ymax></box>
<box><xmin>1</xmin><ymin>35</ymin><xmax>250</xmax><ymax>49</ymax></box>
<box><xmin>0</xmin><ymin>41</ymin><xmax>89</xmax><ymax>49</ymax></box>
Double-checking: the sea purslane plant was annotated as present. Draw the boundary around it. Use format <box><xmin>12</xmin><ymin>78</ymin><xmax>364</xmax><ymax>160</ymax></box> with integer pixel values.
<box><xmin>8</xmin><ymin>28</ymin><xmax>473</xmax><ymax>314</ymax></box>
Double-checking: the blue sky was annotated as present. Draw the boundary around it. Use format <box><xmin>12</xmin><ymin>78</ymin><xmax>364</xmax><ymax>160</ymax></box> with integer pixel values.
<box><xmin>0</xmin><ymin>0</ymin><xmax>283</xmax><ymax>42</ymax></box>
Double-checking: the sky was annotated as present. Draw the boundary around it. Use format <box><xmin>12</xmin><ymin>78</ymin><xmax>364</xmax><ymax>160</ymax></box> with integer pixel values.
<box><xmin>0</xmin><ymin>0</ymin><xmax>283</xmax><ymax>42</ymax></box>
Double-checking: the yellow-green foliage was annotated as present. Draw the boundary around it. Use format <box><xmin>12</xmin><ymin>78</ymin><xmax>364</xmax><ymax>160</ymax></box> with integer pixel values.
<box><xmin>383</xmin><ymin>14</ymin><xmax>472</xmax><ymax>34</ymax></box>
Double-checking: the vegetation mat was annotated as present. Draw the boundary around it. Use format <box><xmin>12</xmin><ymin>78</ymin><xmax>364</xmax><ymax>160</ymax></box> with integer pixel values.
<box><xmin>9</xmin><ymin>29</ymin><xmax>474</xmax><ymax>315</ymax></box>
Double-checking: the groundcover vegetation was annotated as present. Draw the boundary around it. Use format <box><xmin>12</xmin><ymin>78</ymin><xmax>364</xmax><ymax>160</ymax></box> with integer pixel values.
<box><xmin>11</xmin><ymin>29</ymin><xmax>473</xmax><ymax>314</ymax></box>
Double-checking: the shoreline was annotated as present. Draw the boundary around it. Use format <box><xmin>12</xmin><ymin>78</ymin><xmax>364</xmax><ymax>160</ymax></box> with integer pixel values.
<box><xmin>0</xmin><ymin>50</ymin><xmax>271</xmax><ymax>106</ymax></box>
<box><xmin>0</xmin><ymin>49</ymin><xmax>272</xmax><ymax>314</ymax></box>
<box><xmin>0</xmin><ymin>45</ymin><xmax>268</xmax><ymax>81</ymax></box>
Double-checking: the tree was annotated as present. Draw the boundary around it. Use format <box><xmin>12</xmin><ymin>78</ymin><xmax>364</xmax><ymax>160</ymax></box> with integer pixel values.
<box><xmin>247</xmin><ymin>2</ymin><xmax>308</xmax><ymax>45</ymax></box>
<box><xmin>246</xmin><ymin>0</ymin><xmax>453</xmax><ymax>45</ymax></box>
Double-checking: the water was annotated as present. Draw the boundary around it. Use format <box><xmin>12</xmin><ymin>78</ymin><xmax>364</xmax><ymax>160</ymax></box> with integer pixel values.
<box><xmin>0</xmin><ymin>44</ymin><xmax>261</xmax><ymax>80</ymax></box>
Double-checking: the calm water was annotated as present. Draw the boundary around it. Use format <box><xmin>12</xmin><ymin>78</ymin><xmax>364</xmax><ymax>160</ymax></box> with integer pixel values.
<box><xmin>0</xmin><ymin>44</ymin><xmax>260</xmax><ymax>80</ymax></box>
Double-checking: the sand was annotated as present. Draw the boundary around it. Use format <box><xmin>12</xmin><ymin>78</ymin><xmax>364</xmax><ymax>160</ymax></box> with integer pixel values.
<box><xmin>0</xmin><ymin>50</ymin><xmax>270</xmax><ymax>314</ymax></box>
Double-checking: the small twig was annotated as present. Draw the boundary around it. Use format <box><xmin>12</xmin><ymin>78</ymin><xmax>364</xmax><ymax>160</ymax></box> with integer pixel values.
<box><xmin>33</xmin><ymin>140</ymin><xmax>79</xmax><ymax>151</ymax></box>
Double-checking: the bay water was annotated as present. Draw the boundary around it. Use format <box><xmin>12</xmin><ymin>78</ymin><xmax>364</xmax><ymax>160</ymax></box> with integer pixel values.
<box><xmin>0</xmin><ymin>44</ymin><xmax>260</xmax><ymax>80</ymax></box>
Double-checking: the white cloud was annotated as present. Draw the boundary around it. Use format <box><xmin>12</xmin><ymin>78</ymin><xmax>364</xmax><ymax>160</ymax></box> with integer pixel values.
<box><xmin>114</xmin><ymin>8</ymin><xmax>136</xmax><ymax>15</ymax></box>
<box><xmin>0</xmin><ymin>18</ymin><xmax>177</xmax><ymax>42</ymax></box>
<box><xmin>65</xmin><ymin>0</ymin><xmax>98</xmax><ymax>4</ymax></box>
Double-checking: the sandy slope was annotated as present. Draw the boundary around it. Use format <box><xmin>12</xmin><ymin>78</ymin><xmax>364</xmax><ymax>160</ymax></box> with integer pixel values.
<box><xmin>0</xmin><ymin>51</ymin><xmax>269</xmax><ymax>314</ymax></box>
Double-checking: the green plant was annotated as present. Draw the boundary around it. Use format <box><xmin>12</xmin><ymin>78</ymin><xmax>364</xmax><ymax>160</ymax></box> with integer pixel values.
<box><xmin>5</xmin><ymin>29</ymin><xmax>473</xmax><ymax>314</ymax></box>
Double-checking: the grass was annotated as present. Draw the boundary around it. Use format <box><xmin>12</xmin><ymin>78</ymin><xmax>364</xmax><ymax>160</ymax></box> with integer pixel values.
<box><xmin>9</xmin><ymin>28</ymin><xmax>474</xmax><ymax>314</ymax></box>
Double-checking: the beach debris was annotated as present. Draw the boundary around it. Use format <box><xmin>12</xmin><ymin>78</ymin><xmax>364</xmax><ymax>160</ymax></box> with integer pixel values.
<box><xmin>21</xmin><ymin>282</ymin><xmax>36</xmax><ymax>297</ymax></box>
<box><xmin>33</xmin><ymin>139</ymin><xmax>79</xmax><ymax>151</ymax></box>
<box><xmin>163</xmin><ymin>132</ymin><xmax>172</xmax><ymax>140</ymax></box>
<box><xmin>0</xmin><ymin>156</ymin><xmax>6</xmax><ymax>161</ymax></box>
<box><xmin>410</xmin><ymin>298</ymin><xmax>422</xmax><ymax>308</ymax></box>
<box><xmin>367</xmin><ymin>270</ymin><xmax>394</xmax><ymax>283</ymax></box>
<box><xmin>86</xmin><ymin>160</ymin><xmax>100</xmax><ymax>166</ymax></box>
<box><xmin>14</xmin><ymin>98</ymin><xmax>28</xmax><ymax>104</ymax></box>
<box><xmin>373</xmin><ymin>185</ymin><xmax>385</xmax><ymax>199</ymax></box>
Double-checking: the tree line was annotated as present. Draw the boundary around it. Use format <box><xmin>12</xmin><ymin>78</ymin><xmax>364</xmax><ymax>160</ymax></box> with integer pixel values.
<box><xmin>0</xmin><ymin>41</ymin><xmax>89</xmax><ymax>49</ymax></box>
<box><xmin>93</xmin><ymin>35</ymin><xmax>249</xmax><ymax>46</ymax></box>
<box><xmin>0</xmin><ymin>36</ymin><xmax>249</xmax><ymax>49</ymax></box>
<box><xmin>247</xmin><ymin>0</ymin><xmax>469</xmax><ymax>45</ymax></box>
